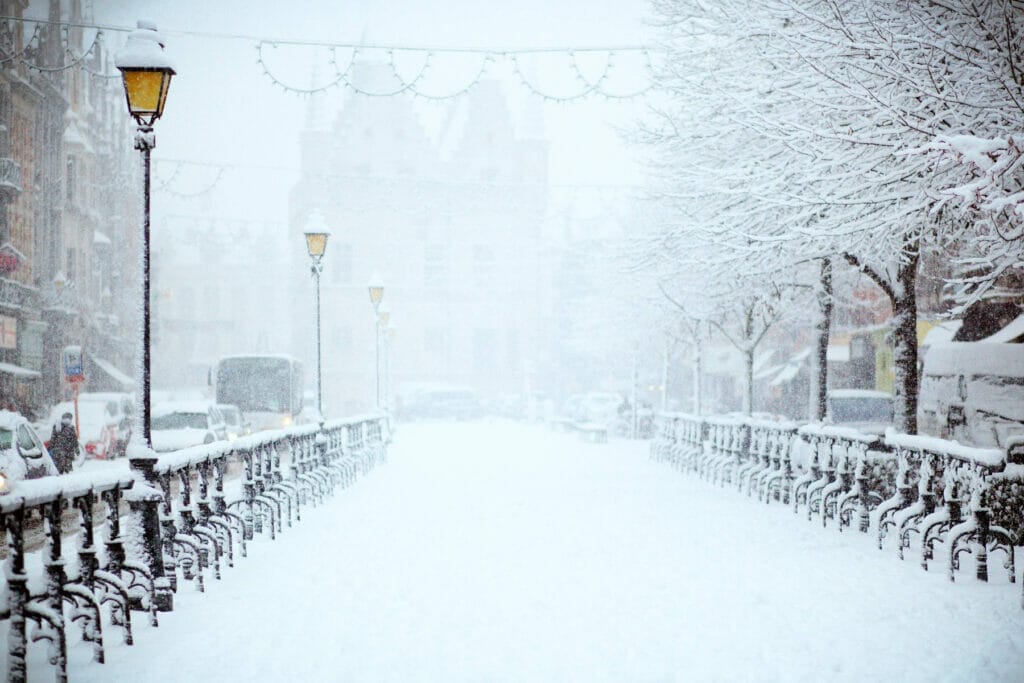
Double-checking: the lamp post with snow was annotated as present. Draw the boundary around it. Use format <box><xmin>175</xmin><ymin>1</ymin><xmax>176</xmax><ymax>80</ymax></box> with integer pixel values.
<box><xmin>376</xmin><ymin>302</ymin><xmax>391</xmax><ymax>411</ymax></box>
<box><xmin>367</xmin><ymin>273</ymin><xmax>385</xmax><ymax>409</ymax></box>
<box><xmin>115</xmin><ymin>20</ymin><xmax>175</xmax><ymax>449</ymax></box>
<box><xmin>304</xmin><ymin>213</ymin><xmax>331</xmax><ymax>421</ymax></box>
<box><xmin>115</xmin><ymin>19</ymin><xmax>175</xmax><ymax>611</ymax></box>
<box><xmin>384</xmin><ymin>320</ymin><xmax>396</xmax><ymax>412</ymax></box>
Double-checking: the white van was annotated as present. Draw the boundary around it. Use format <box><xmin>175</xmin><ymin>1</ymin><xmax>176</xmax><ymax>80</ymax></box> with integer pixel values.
<box><xmin>918</xmin><ymin>341</ymin><xmax>1024</xmax><ymax>449</ymax></box>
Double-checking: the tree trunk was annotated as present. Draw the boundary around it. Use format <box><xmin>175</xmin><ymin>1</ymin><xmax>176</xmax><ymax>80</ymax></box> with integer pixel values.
<box><xmin>892</xmin><ymin>250</ymin><xmax>920</xmax><ymax>434</ymax></box>
<box><xmin>693</xmin><ymin>333</ymin><xmax>703</xmax><ymax>415</ymax></box>
<box><xmin>811</xmin><ymin>258</ymin><xmax>833</xmax><ymax>421</ymax></box>
<box><xmin>743</xmin><ymin>348</ymin><xmax>754</xmax><ymax>416</ymax></box>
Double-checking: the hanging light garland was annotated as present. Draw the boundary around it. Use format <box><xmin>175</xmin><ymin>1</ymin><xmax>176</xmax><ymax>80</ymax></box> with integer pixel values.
<box><xmin>1</xmin><ymin>14</ymin><xmax>658</xmax><ymax>101</ymax></box>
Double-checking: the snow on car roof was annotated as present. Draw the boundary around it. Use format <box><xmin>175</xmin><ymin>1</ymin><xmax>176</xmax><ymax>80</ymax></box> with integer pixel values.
<box><xmin>77</xmin><ymin>392</ymin><xmax>131</xmax><ymax>402</ymax></box>
<box><xmin>0</xmin><ymin>410</ymin><xmax>28</xmax><ymax>430</ymax></box>
<box><xmin>828</xmin><ymin>389</ymin><xmax>893</xmax><ymax>400</ymax></box>
<box><xmin>152</xmin><ymin>401</ymin><xmax>213</xmax><ymax>417</ymax></box>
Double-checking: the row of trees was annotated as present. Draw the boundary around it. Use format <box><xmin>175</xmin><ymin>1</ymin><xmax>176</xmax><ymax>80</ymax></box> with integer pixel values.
<box><xmin>630</xmin><ymin>0</ymin><xmax>1024</xmax><ymax>432</ymax></box>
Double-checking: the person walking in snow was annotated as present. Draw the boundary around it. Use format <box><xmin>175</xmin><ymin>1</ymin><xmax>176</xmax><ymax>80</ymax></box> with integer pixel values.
<box><xmin>49</xmin><ymin>412</ymin><xmax>78</xmax><ymax>474</ymax></box>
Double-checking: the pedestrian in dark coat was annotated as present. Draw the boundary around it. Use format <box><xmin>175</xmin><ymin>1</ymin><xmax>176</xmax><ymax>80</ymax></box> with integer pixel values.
<box><xmin>49</xmin><ymin>412</ymin><xmax>78</xmax><ymax>474</ymax></box>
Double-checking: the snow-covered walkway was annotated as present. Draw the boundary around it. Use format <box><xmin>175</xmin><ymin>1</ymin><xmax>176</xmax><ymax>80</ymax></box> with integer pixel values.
<box><xmin>66</xmin><ymin>422</ymin><xmax>1023</xmax><ymax>682</ymax></box>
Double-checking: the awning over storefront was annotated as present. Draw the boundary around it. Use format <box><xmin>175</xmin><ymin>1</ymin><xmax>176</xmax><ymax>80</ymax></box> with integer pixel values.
<box><xmin>90</xmin><ymin>356</ymin><xmax>134</xmax><ymax>389</ymax></box>
<box><xmin>0</xmin><ymin>361</ymin><xmax>41</xmax><ymax>379</ymax></box>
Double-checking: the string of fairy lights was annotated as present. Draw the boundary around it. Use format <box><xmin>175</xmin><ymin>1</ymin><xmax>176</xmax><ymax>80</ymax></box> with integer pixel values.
<box><xmin>0</xmin><ymin>14</ymin><xmax>658</xmax><ymax>101</ymax></box>
<box><xmin>1</xmin><ymin>13</ymin><xmax>658</xmax><ymax>225</ymax></box>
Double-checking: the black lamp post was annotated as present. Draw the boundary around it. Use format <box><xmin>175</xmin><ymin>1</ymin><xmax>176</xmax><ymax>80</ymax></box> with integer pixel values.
<box><xmin>115</xmin><ymin>20</ymin><xmax>175</xmax><ymax>448</ymax></box>
<box><xmin>367</xmin><ymin>273</ymin><xmax>384</xmax><ymax>409</ymax></box>
<box><xmin>304</xmin><ymin>213</ymin><xmax>331</xmax><ymax>420</ymax></box>
<box><xmin>115</xmin><ymin>19</ymin><xmax>175</xmax><ymax>612</ymax></box>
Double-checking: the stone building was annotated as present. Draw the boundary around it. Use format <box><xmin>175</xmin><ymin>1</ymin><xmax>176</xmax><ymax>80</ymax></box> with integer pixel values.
<box><xmin>0</xmin><ymin>0</ymin><xmax>139</xmax><ymax>416</ymax></box>
<box><xmin>289</xmin><ymin>65</ymin><xmax>551</xmax><ymax>416</ymax></box>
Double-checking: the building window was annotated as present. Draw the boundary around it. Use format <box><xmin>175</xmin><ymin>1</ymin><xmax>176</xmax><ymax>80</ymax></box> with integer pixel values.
<box><xmin>424</xmin><ymin>244</ymin><xmax>447</xmax><ymax>289</ymax></box>
<box><xmin>474</xmin><ymin>329</ymin><xmax>495</xmax><ymax>369</ymax></box>
<box><xmin>424</xmin><ymin>327</ymin><xmax>448</xmax><ymax>356</ymax></box>
<box><xmin>473</xmin><ymin>245</ymin><xmax>495</xmax><ymax>289</ymax></box>
<box><xmin>332</xmin><ymin>243</ymin><xmax>352</xmax><ymax>285</ymax></box>
<box><xmin>332</xmin><ymin>325</ymin><xmax>353</xmax><ymax>352</ymax></box>
<box><xmin>66</xmin><ymin>156</ymin><xmax>75</xmax><ymax>202</ymax></box>
<box><xmin>506</xmin><ymin>329</ymin><xmax>519</xmax><ymax>368</ymax></box>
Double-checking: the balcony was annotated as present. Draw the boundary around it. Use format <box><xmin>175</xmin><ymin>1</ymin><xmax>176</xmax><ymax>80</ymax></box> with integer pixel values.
<box><xmin>0</xmin><ymin>158</ymin><xmax>22</xmax><ymax>200</ymax></box>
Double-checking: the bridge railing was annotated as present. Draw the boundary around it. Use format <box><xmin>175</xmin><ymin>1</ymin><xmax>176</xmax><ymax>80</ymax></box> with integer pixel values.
<box><xmin>0</xmin><ymin>414</ymin><xmax>390</xmax><ymax>683</ymax></box>
<box><xmin>650</xmin><ymin>413</ymin><xmax>1024</xmax><ymax>608</ymax></box>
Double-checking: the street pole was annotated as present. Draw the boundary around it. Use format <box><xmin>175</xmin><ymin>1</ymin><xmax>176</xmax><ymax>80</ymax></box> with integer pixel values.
<box><xmin>375</xmin><ymin>318</ymin><xmax>381</xmax><ymax>409</ymax></box>
<box><xmin>138</xmin><ymin>126</ymin><xmax>153</xmax><ymax>447</ymax></box>
<box><xmin>314</xmin><ymin>263</ymin><xmax>322</xmax><ymax>419</ymax></box>
<box><xmin>116</xmin><ymin>19</ymin><xmax>175</xmax><ymax>614</ymax></box>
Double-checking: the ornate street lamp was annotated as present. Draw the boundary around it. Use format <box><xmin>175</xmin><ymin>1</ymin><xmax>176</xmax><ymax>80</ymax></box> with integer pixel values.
<box><xmin>367</xmin><ymin>272</ymin><xmax>384</xmax><ymax>311</ymax></box>
<box><xmin>115</xmin><ymin>20</ymin><xmax>175</xmax><ymax>448</ymax></box>
<box><xmin>367</xmin><ymin>273</ymin><xmax>385</xmax><ymax>409</ymax></box>
<box><xmin>115</xmin><ymin>19</ymin><xmax>175</xmax><ymax>612</ymax></box>
<box><xmin>304</xmin><ymin>212</ymin><xmax>331</xmax><ymax>421</ymax></box>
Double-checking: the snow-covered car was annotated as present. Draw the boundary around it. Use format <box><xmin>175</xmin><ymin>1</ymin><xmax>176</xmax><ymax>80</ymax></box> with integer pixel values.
<box><xmin>405</xmin><ymin>387</ymin><xmax>483</xmax><ymax>420</ymax></box>
<box><xmin>77</xmin><ymin>392</ymin><xmax>134</xmax><ymax>458</ymax></box>
<box><xmin>0</xmin><ymin>410</ymin><xmax>58</xmax><ymax>493</ymax></box>
<box><xmin>216</xmin><ymin>403</ymin><xmax>251</xmax><ymax>441</ymax></box>
<box><xmin>576</xmin><ymin>392</ymin><xmax>626</xmax><ymax>426</ymax></box>
<box><xmin>825</xmin><ymin>389</ymin><xmax>894</xmax><ymax>435</ymax></box>
<box><xmin>43</xmin><ymin>399</ymin><xmax>119</xmax><ymax>459</ymax></box>
<box><xmin>919</xmin><ymin>341</ymin><xmax>1024</xmax><ymax>448</ymax></box>
<box><xmin>151</xmin><ymin>402</ymin><xmax>227</xmax><ymax>452</ymax></box>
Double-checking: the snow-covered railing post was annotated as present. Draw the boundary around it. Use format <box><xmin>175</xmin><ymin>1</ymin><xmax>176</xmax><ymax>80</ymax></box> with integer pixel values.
<box><xmin>1</xmin><ymin>472</ymin><xmax>138</xmax><ymax>681</ymax></box>
<box><xmin>4</xmin><ymin>504</ymin><xmax>30</xmax><ymax>683</ymax></box>
<box><xmin>125</xmin><ymin>449</ymin><xmax>173</xmax><ymax>613</ymax></box>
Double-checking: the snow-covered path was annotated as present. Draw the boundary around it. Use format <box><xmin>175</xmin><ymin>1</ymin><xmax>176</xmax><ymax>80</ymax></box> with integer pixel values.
<box><xmin>67</xmin><ymin>422</ymin><xmax>1023</xmax><ymax>682</ymax></box>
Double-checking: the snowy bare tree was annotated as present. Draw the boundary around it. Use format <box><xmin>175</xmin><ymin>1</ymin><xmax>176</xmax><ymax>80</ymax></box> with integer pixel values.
<box><xmin>639</xmin><ymin>0</ymin><xmax>1024</xmax><ymax>433</ymax></box>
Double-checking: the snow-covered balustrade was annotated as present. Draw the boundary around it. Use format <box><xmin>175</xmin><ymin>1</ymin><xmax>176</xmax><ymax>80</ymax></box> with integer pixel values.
<box><xmin>879</xmin><ymin>432</ymin><xmax>1018</xmax><ymax>585</ymax></box>
<box><xmin>0</xmin><ymin>470</ymin><xmax>142</xmax><ymax>683</ymax></box>
<box><xmin>650</xmin><ymin>413</ymin><xmax>1024</xmax><ymax>607</ymax></box>
<box><xmin>702</xmin><ymin>416</ymin><xmax>749</xmax><ymax>486</ymax></box>
<box><xmin>1</xmin><ymin>415</ymin><xmax>390</xmax><ymax>683</ymax></box>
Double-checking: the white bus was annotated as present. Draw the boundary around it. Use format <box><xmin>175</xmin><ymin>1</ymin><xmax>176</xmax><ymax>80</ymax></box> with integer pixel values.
<box><xmin>213</xmin><ymin>354</ymin><xmax>304</xmax><ymax>432</ymax></box>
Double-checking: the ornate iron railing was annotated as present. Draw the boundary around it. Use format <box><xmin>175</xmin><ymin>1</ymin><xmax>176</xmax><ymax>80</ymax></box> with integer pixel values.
<box><xmin>650</xmin><ymin>413</ymin><xmax>1024</xmax><ymax>608</ymax></box>
<box><xmin>0</xmin><ymin>414</ymin><xmax>390</xmax><ymax>682</ymax></box>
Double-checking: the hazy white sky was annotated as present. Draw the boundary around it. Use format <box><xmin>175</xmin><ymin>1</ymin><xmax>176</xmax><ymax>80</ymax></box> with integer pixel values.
<box><xmin>90</xmin><ymin>0</ymin><xmax>656</xmax><ymax>223</ymax></box>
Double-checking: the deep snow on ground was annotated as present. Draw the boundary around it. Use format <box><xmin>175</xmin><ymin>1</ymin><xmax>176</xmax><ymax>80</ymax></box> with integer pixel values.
<box><xmin>42</xmin><ymin>421</ymin><xmax>1024</xmax><ymax>681</ymax></box>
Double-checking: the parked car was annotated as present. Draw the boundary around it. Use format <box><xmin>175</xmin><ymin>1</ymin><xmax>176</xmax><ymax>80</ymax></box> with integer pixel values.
<box><xmin>919</xmin><ymin>341</ymin><xmax>1024</xmax><ymax>449</ymax></box>
<box><xmin>825</xmin><ymin>389</ymin><xmax>895</xmax><ymax>435</ymax></box>
<box><xmin>0</xmin><ymin>410</ymin><xmax>58</xmax><ymax>493</ymax></box>
<box><xmin>576</xmin><ymin>392</ymin><xmax>626</xmax><ymax>426</ymax></box>
<box><xmin>151</xmin><ymin>402</ymin><xmax>227</xmax><ymax>452</ymax></box>
<box><xmin>43</xmin><ymin>399</ymin><xmax>118</xmax><ymax>459</ymax></box>
<box><xmin>405</xmin><ymin>387</ymin><xmax>483</xmax><ymax>420</ymax></box>
<box><xmin>216</xmin><ymin>403</ymin><xmax>251</xmax><ymax>441</ymax></box>
<box><xmin>77</xmin><ymin>392</ymin><xmax>134</xmax><ymax>458</ymax></box>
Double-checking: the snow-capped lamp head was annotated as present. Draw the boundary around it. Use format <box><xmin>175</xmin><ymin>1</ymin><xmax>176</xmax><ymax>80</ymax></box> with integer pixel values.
<box><xmin>367</xmin><ymin>271</ymin><xmax>385</xmax><ymax>311</ymax></box>
<box><xmin>115</xmin><ymin>20</ymin><xmax>176</xmax><ymax>127</ymax></box>
<box><xmin>303</xmin><ymin>210</ymin><xmax>331</xmax><ymax>269</ymax></box>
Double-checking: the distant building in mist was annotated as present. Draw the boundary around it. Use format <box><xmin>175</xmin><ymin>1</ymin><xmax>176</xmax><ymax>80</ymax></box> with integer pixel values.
<box><xmin>150</xmin><ymin>213</ymin><xmax>291</xmax><ymax>391</ymax></box>
<box><xmin>289</xmin><ymin>63</ymin><xmax>552</xmax><ymax>415</ymax></box>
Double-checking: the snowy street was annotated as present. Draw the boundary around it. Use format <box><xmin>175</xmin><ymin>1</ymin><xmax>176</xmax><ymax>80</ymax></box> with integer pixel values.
<box><xmin>64</xmin><ymin>422</ymin><xmax>1024</xmax><ymax>682</ymax></box>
